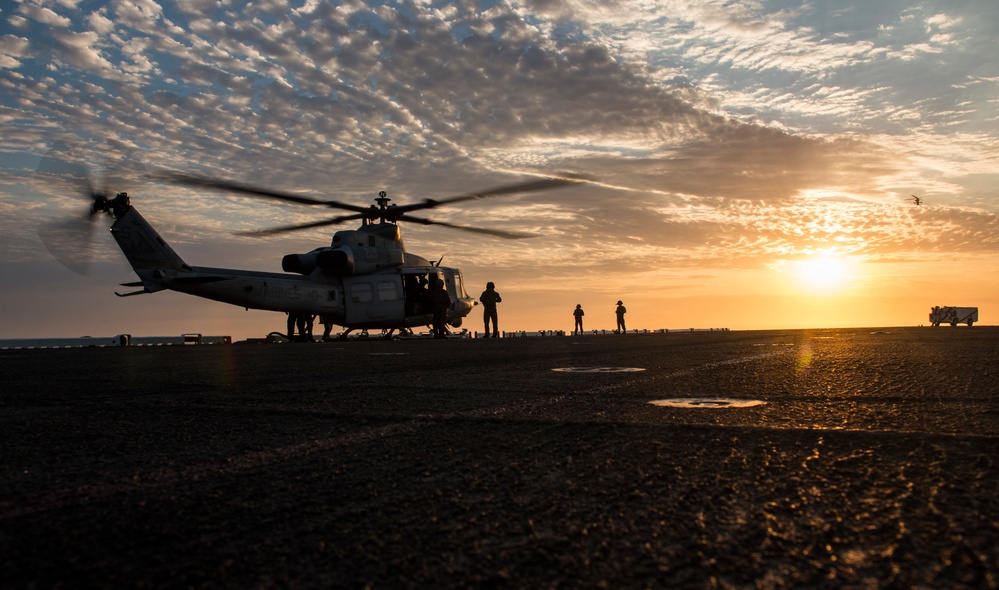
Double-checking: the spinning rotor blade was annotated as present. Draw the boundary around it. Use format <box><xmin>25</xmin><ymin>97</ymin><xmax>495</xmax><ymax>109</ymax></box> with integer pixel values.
<box><xmin>149</xmin><ymin>171</ymin><xmax>369</xmax><ymax>212</ymax></box>
<box><xmin>34</xmin><ymin>153</ymin><xmax>107</xmax><ymax>275</ymax></box>
<box><xmin>237</xmin><ymin>213</ymin><xmax>367</xmax><ymax>236</ymax></box>
<box><xmin>397</xmin><ymin>214</ymin><xmax>538</xmax><ymax>239</ymax></box>
<box><xmin>36</xmin><ymin>154</ymin><xmax>97</xmax><ymax>202</ymax></box>
<box><xmin>152</xmin><ymin>168</ymin><xmax>592</xmax><ymax>238</ymax></box>
<box><xmin>37</xmin><ymin>217</ymin><xmax>99</xmax><ymax>275</ymax></box>
<box><xmin>387</xmin><ymin>174</ymin><xmax>590</xmax><ymax>217</ymax></box>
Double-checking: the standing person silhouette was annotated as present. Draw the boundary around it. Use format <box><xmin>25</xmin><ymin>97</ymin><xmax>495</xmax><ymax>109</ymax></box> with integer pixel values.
<box><xmin>295</xmin><ymin>313</ymin><xmax>308</xmax><ymax>342</ymax></box>
<box><xmin>615</xmin><ymin>300</ymin><xmax>627</xmax><ymax>334</ymax></box>
<box><xmin>429</xmin><ymin>277</ymin><xmax>452</xmax><ymax>339</ymax></box>
<box><xmin>320</xmin><ymin>314</ymin><xmax>334</xmax><ymax>342</ymax></box>
<box><xmin>304</xmin><ymin>313</ymin><xmax>316</xmax><ymax>342</ymax></box>
<box><xmin>573</xmin><ymin>304</ymin><xmax>585</xmax><ymax>335</ymax></box>
<box><xmin>479</xmin><ymin>282</ymin><xmax>502</xmax><ymax>338</ymax></box>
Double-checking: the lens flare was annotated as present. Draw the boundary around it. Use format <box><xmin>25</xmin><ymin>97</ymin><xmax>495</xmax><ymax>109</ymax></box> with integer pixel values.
<box><xmin>796</xmin><ymin>341</ymin><xmax>814</xmax><ymax>372</ymax></box>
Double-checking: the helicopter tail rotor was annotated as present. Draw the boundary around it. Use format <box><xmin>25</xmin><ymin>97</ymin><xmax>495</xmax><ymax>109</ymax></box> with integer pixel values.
<box><xmin>34</xmin><ymin>150</ymin><xmax>136</xmax><ymax>275</ymax></box>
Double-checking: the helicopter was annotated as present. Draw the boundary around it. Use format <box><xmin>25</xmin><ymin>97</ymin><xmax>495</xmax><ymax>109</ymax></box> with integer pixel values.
<box><xmin>38</xmin><ymin>156</ymin><xmax>585</xmax><ymax>339</ymax></box>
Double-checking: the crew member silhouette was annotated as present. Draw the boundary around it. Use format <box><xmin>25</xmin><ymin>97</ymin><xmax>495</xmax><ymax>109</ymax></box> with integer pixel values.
<box><xmin>479</xmin><ymin>281</ymin><xmax>502</xmax><ymax>338</ymax></box>
<box><xmin>295</xmin><ymin>313</ymin><xmax>308</xmax><ymax>342</ymax></box>
<box><xmin>615</xmin><ymin>300</ymin><xmax>627</xmax><ymax>334</ymax></box>
<box><xmin>573</xmin><ymin>304</ymin><xmax>585</xmax><ymax>335</ymax></box>
<box><xmin>320</xmin><ymin>314</ymin><xmax>334</xmax><ymax>342</ymax></box>
<box><xmin>429</xmin><ymin>277</ymin><xmax>452</xmax><ymax>339</ymax></box>
<box><xmin>304</xmin><ymin>313</ymin><xmax>316</xmax><ymax>342</ymax></box>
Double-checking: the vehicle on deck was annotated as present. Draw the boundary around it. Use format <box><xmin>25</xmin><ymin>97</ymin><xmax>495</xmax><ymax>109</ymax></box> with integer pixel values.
<box><xmin>928</xmin><ymin>306</ymin><xmax>978</xmax><ymax>327</ymax></box>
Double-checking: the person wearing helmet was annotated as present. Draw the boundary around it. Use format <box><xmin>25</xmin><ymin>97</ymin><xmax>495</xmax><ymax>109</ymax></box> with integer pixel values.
<box><xmin>429</xmin><ymin>277</ymin><xmax>452</xmax><ymax>339</ymax></box>
<box><xmin>573</xmin><ymin>304</ymin><xmax>585</xmax><ymax>335</ymax></box>
<box><xmin>615</xmin><ymin>300</ymin><xmax>627</xmax><ymax>334</ymax></box>
<box><xmin>480</xmin><ymin>282</ymin><xmax>502</xmax><ymax>338</ymax></box>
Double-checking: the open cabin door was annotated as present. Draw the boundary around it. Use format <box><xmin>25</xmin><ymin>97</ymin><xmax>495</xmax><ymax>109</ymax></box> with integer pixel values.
<box><xmin>400</xmin><ymin>268</ymin><xmax>443</xmax><ymax>324</ymax></box>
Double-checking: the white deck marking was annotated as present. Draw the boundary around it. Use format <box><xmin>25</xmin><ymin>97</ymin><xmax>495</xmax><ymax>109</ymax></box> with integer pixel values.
<box><xmin>552</xmin><ymin>367</ymin><xmax>646</xmax><ymax>373</ymax></box>
<box><xmin>649</xmin><ymin>398</ymin><xmax>767</xmax><ymax>408</ymax></box>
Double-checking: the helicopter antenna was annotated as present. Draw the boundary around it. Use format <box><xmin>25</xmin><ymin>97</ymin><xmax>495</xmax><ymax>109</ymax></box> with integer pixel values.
<box><xmin>434</xmin><ymin>255</ymin><xmax>445</xmax><ymax>267</ymax></box>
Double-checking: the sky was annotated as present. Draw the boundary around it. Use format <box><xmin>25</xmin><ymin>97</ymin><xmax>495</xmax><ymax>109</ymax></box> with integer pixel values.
<box><xmin>1</xmin><ymin>0</ymin><xmax>997</xmax><ymax>340</ymax></box>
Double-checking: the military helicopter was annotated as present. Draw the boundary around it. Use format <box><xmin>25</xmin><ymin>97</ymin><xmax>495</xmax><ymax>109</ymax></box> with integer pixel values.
<box><xmin>37</xmin><ymin>154</ymin><xmax>584</xmax><ymax>339</ymax></box>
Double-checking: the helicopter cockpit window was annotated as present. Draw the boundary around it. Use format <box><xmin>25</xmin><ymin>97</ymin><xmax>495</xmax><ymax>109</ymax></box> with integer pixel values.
<box><xmin>350</xmin><ymin>282</ymin><xmax>373</xmax><ymax>303</ymax></box>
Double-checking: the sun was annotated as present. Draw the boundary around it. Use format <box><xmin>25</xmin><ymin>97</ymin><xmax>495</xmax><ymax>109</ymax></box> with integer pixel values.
<box><xmin>792</xmin><ymin>254</ymin><xmax>855</xmax><ymax>292</ymax></box>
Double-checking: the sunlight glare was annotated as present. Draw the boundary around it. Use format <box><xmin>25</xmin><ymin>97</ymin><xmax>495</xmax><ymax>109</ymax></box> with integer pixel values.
<box><xmin>793</xmin><ymin>254</ymin><xmax>855</xmax><ymax>292</ymax></box>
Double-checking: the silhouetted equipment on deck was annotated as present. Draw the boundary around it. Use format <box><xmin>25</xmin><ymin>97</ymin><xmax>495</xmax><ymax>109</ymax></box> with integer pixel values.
<box><xmin>928</xmin><ymin>306</ymin><xmax>978</xmax><ymax>327</ymax></box>
<box><xmin>0</xmin><ymin>334</ymin><xmax>231</xmax><ymax>349</ymax></box>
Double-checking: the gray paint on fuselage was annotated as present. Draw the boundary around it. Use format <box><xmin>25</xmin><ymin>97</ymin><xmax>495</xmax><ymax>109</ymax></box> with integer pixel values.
<box><xmin>157</xmin><ymin>266</ymin><xmax>345</xmax><ymax>316</ymax></box>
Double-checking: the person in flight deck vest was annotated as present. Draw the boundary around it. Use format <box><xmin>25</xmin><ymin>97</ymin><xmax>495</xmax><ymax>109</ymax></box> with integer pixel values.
<box><xmin>479</xmin><ymin>282</ymin><xmax>502</xmax><ymax>338</ymax></box>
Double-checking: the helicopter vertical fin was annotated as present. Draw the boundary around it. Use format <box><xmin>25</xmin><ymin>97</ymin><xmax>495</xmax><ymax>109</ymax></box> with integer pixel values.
<box><xmin>109</xmin><ymin>206</ymin><xmax>190</xmax><ymax>272</ymax></box>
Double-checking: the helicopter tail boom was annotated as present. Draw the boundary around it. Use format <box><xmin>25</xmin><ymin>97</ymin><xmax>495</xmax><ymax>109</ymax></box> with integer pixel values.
<box><xmin>108</xmin><ymin>202</ymin><xmax>190</xmax><ymax>290</ymax></box>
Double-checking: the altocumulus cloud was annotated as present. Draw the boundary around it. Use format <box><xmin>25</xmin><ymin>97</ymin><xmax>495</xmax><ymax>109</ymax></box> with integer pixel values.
<box><xmin>0</xmin><ymin>0</ymin><xmax>996</xmax><ymax>299</ymax></box>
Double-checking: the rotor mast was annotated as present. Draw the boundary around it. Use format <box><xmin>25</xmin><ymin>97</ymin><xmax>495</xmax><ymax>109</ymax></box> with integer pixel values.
<box><xmin>363</xmin><ymin>191</ymin><xmax>395</xmax><ymax>226</ymax></box>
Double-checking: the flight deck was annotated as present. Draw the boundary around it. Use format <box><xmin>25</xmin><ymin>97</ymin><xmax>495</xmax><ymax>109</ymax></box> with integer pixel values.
<box><xmin>2</xmin><ymin>327</ymin><xmax>996</xmax><ymax>588</ymax></box>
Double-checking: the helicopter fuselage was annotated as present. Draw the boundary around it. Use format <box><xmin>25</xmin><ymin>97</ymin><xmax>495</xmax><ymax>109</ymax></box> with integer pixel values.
<box><xmin>107</xmin><ymin>198</ymin><xmax>476</xmax><ymax>331</ymax></box>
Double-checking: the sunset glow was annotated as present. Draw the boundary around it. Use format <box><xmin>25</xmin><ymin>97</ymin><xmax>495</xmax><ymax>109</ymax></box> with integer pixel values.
<box><xmin>0</xmin><ymin>2</ymin><xmax>996</xmax><ymax>339</ymax></box>
<box><xmin>791</xmin><ymin>255</ymin><xmax>858</xmax><ymax>293</ymax></box>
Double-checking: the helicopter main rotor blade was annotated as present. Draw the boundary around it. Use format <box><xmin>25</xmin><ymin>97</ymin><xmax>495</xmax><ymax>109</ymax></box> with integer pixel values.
<box><xmin>237</xmin><ymin>213</ymin><xmax>367</xmax><ymax>236</ymax></box>
<box><xmin>149</xmin><ymin>171</ymin><xmax>371</xmax><ymax>213</ymax></box>
<box><xmin>397</xmin><ymin>214</ymin><xmax>538</xmax><ymax>239</ymax></box>
<box><xmin>151</xmin><ymin>169</ymin><xmax>592</xmax><ymax>238</ymax></box>
<box><xmin>388</xmin><ymin>174</ymin><xmax>590</xmax><ymax>217</ymax></box>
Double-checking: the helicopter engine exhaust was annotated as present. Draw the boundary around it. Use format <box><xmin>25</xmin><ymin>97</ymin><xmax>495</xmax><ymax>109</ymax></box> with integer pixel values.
<box><xmin>317</xmin><ymin>248</ymin><xmax>354</xmax><ymax>274</ymax></box>
<box><xmin>282</xmin><ymin>252</ymin><xmax>318</xmax><ymax>275</ymax></box>
<box><xmin>281</xmin><ymin>247</ymin><xmax>360</xmax><ymax>275</ymax></box>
